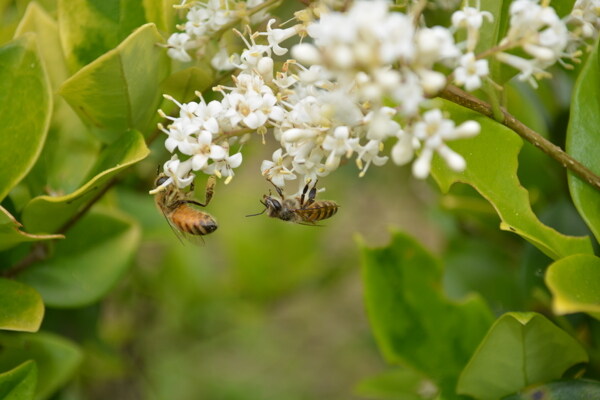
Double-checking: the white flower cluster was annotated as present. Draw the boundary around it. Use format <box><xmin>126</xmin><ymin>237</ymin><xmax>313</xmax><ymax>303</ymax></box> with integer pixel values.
<box><xmin>153</xmin><ymin>0</ymin><xmax>598</xmax><ymax>195</ymax></box>
<box><xmin>568</xmin><ymin>0</ymin><xmax>600</xmax><ymax>40</ymax></box>
<box><xmin>165</xmin><ymin>0</ymin><xmax>266</xmax><ymax>65</ymax></box>
<box><xmin>495</xmin><ymin>0</ymin><xmax>599</xmax><ymax>86</ymax></box>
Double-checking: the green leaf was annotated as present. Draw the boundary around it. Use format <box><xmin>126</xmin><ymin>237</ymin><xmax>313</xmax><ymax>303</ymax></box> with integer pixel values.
<box><xmin>58</xmin><ymin>0</ymin><xmax>147</xmax><ymax>71</ymax></box>
<box><xmin>474</xmin><ymin>0</ymin><xmax>512</xmax><ymax>83</ymax></box>
<box><xmin>431</xmin><ymin>100</ymin><xmax>592</xmax><ymax>260</ymax></box>
<box><xmin>0</xmin><ymin>360</ymin><xmax>37</xmax><ymax>400</ymax></box>
<box><xmin>552</xmin><ymin>1</ymin><xmax>576</xmax><ymax>18</ymax></box>
<box><xmin>21</xmin><ymin>130</ymin><xmax>148</xmax><ymax>234</ymax></box>
<box><xmin>355</xmin><ymin>369</ymin><xmax>437</xmax><ymax>400</ymax></box>
<box><xmin>457</xmin><ymin>312</ymin><xmax>588</xmax><ymax>400</ymax></box>
<box><xmin>0</xmin><ymin>33</ymin><xmax>52</xmax><ymax>202</ymax></box>
<box><xmin>15</xmin><ymin>2</ymin><xmax>68</xmax><ymax>91</ymax></box>
<box><xmin>59</xmin><ymin>23</ymin><xmax>170</xmax><ymax>142</ymax></box>
<box><xmin>15</xmin><ymin>2</ymin><xmax>100</xmax><ymax>194</ymax></box>
<box><xmin>0</xmin><ymin>279</ymin><xmax>44</xmax><ymax>333</ymax></box>
<box><xmin>162</xmin><ymin>66</ymin><xmax>215</xmax><ymax>104</ymax></box>
<box><xmin>0</xmin><ymin>332</ymin><xmax>82</xmax><ymax>400</ymax></box>
<box><xmin>567</xmin><ymin>38</ymin><xmax>600</xmax><ymax>243</ymax></box>
<box><xmin>18</xmin><ymin>209</ymin><xmax>140</xmax><ymax>308</ymax></box>
<box><xmin>545</xmin><ymin>254</ymin><xmax>600</xmax><ymax>318</ymax></box>
<box><xmin>361</xmin><ymin>231</ymin><xmax>493</xmax><ymax>397</ymax></box>
<box><xmin>503</xmin><ymin>379</ymin><xmax>600</xmax><ymax>400</ymax></box>
<box><xmin>143</xmin><ymin>0</ymin><xmax>179</xmax><ymax>33</ymax></box>
<box><xmin>0</xmin><ymin>206</ymin><xmax>63</xmax><ymax>251</ymax></box>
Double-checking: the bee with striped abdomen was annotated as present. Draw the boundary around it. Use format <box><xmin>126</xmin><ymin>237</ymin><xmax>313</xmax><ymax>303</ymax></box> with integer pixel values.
<box><xmin>248</xmin><ymin>179</ymin><xmax>339</xmax><ymax>224</ymax></box>
<box><xmin>153</xmin><ymin>174</ymin><xmax>218</xmax><ymax>237</ymax></box>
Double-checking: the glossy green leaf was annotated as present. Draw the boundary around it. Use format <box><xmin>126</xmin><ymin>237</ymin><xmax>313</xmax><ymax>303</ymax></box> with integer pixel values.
<box><xmin>355</xmin><ymin>368</ymin><xmax>437</xmax><ymax>400</ymax></box>
<box><xmin>143</xmin><ymin>0</ymin><xmax>179</xmax><ymax>33</ymax></box>
<box><xmin>21</xmin><ymin>130</ymin><xmax>148</xmax><ymax>234</ymax></box>
<box><xmin>0</xmin><ymin>206</ymin><xmax>63</xmax><ymax>251</ymax></box>
<box><xmin>18</xmin><ymin>209</ymin><xmax>140</xmax><ymax>308</ymax></box>
<box><xmin>431</xmin><ymin>100</ymin><xmax>592</xmax><ymax>260</ymax></box>
<box><xmin>15</xmin><ymin>3</ymin><xmax>100</xmax><ymax>194</ymax></box>
<box><xmin>15</xmin><ymin>3</ymin><xmax>67</xmax><ymax>91</ymax></box>
<box><xmin>546</xmin><ymin>254</ymin><xmax>600</xmax><ymax>318</ymax></box>
<box><xmin>58</xmin><ymin>0</ymin><xmax>147</xmax><ymax>71</ymax></box>
<box><xmin>162</xmin><ymin>66</ymin><xmax>215</xmax><ymax>104</ymax></box>
<box><xmin>457</xmin><ymin>312</ymin><xmax>588</xmax><ymax>400</ymax></box>
<box><xmin>361</xmin><ymin>231</ymin><xmax>493</xmax><ymax>397</ymax></box>
<box><xmin>59</xmin><ymin>23</ymin><xmax>170</xmax><ymax>142</ymax></box>
<box><xmin>504</xmin><ymin>379</ymin><xmax>600</xmax><ymax>400</ymax></box>
<box><xmin>476</xmin><ymin>0</ymin><xmax>511</xmax><ymax>82</ymax></box>
<box><xmin>567</xmin><ymin>38</ymin><xmax>600</xmax><ymax>243</ymax></box>
<box><xmin>0</xmin><ymin>331</ymin><xmax>82</xmax><ymax>400</ymax></box>
<box><xmin>0</xmin><ymin>279</ymin><xmax>44</xmax><ymax>332</ymax></box>
<box><xmin>552</xmin><ymin>1</ymin><xmax>577</xmax><ymax>18</ymax></box>
<box><xmin>0</xmin><ymin>360</ymin><xmax>37</xmax><ymax>400</ymax></box>
<box><xmin>0</xmin><ymin>33</ymin><xmax>52</xmax><ymax>202</ymax></box>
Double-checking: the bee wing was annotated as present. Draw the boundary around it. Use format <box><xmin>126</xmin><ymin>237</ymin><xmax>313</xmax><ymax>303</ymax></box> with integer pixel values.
<box><xmin>160</xmin><ymin>209</ymin><xmax>207</xmax><ymax>246</ymax></box>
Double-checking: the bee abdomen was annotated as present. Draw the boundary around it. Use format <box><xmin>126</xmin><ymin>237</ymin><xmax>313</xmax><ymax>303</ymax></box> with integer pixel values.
<box><xmin>172</xmin><ymin>206</ymin><xmax>218</xmax><ymax>236</ymax></box>
<box><xmin>302</xmin><ymin>201</ymin><xmax>339</xmax><ymax>222</ymax></box>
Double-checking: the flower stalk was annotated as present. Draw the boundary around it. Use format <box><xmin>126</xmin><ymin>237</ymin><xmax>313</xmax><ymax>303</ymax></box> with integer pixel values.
<box><xmin>440</xmin><ymin>84</ymin><xmax>600</xmax><ymax>192</ymax></box>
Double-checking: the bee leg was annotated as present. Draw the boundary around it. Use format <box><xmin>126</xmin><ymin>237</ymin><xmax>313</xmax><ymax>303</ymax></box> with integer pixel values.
<box><xmin>300</xmin><ymin>182</ymin><xmax>310</xmax><ymax>208</ymax></box>
<box><xmin>267</xmin><ymin>178</ymin><xmax>285</xmax><ymax>198</ymax></box>
<box><xmin>204</xmin><ymin>176</ymin><xmax>216</xmax><ymax>206</ymax></box>
<box><xmin>306</xmin><ymin>179</ymin><xmax>318</xmax><ymax>207</ymax></box>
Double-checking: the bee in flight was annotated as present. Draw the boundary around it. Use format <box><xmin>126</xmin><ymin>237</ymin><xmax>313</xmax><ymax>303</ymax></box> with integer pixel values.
<box><xmin>152</xmin><ymin>174</ymin><xmax>218</xmax><ymax>238</ymax></box>
<box><xmin>247</xmin><ymin>179</ymin><xmax>339</xmax><ymax>224</ymax></box>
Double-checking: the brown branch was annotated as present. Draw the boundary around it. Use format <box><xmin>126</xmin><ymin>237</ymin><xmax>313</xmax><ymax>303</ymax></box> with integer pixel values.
<box><xmin>1</xmin><ymin>243</ymin><xmax>47</xmax><ymax>278</ymax></box>
<box><xmin>57</xmin><ymin>178</ymin><xmax>120</xmax><ymax>234</ymax></box>
<box><xmin>440</xmin><ymin>84</ymin><xmax>600</xmax><ymax>192</ymax></box>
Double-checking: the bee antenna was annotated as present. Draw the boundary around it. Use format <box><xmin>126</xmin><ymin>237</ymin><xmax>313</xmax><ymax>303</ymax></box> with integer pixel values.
<box><xmin>246</xmin><ymin>201</ymin><xmax>267</xmax><ymax>217</ymax></box>
<box><xmin>246</xmin><ymin>209</ymin><xmax>267</xmax><ymax>217</ymax></box>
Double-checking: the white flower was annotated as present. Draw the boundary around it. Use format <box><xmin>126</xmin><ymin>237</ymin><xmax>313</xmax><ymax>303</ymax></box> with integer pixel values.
<box><xmin>165</xmin><ymin>157</ymin><xmax>195</xmax><ymax>189</ymax></box>
<box><xmin>365</xmin><ymin>107</ymin><xmax>401</xmax><ymax>141</ymax></box>
<box><xmin>454</xmin><ymin>52</ymin><xmax>489</xmax><ymax>91</ymax></box>
<box><xmin>322</xmin><ymin>126</ymin><xmax>359</xmax><ymax>170</ymax></box>
<box><xmin>355</xmin><ymin>140</ymin><xmax>389</xmax><ymax>177</ymax></box>
<box><xmin>415</xmin><ymin>26</ymin><xmax>460</xmax><ymax>67</ymax></box>
<box><xmin>568</xmin><ymin>0</ymin><xmax>600</xmax><ymax>39</ymax></box>
<box><xmin>391</xmin><ymin>131</ymin><xmax>415</xmax><ymax>166</ymax></box>
<box><xmin>162</xmin><ymin>120</ymin><xmax>197</xmax><ymax>154</ymax></box>
<box><xmin>452</xmin><ymin>6</ymin><xmax>494</xmax><ymax>51</ymax></box>
<box><xmin>185</xmin><ymin>7</ymin><xmax>210</xmax><ymax>37</ymax></box>
<box><xmin>166</xmin><ymin>33</ymin><xmax>193</xmax><ymax>62</ymax></box>
<box><xmin>205</xmin><ymin>151</ymin><xmax>243</xmax><ymax>184</ymax></box>
<box><xmin>190</xmin><ymin>130</ymin><xmax>227</xmax><ymax>171</ymax></box>
<box><xmin>291</xmin><ymin>43</ymin><xmax>323</xmax><ymax>65</ymax></box>
<box><xmin>211</xmin><ymin>47</ymin><xmax>239</xmax><ymax>71</ymax></box>
<box><xmin>263</xmin><ymin>19</ymin><xmax>302</xmax><ymax>56</ymax></box>
<box><xmin>261</xmin><ymin>149</ymin><xmax>296</xmax><ymax>187</ymax></box>
<box><xmin>410</xmin><ymin>109</ymin><xmax>480</xmax><ymax>179</ymax></box>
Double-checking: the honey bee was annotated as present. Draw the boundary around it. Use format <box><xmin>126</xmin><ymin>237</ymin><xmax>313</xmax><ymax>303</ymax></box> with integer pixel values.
<box><xmin>248</xmin><ymin>179</ymin><xmax>339</xmax><ymax>224</ymax></box>
<box><xmin>153</xmin><ymin>174</ymin><xmax>218</xmax><ymax>238</ymax></box>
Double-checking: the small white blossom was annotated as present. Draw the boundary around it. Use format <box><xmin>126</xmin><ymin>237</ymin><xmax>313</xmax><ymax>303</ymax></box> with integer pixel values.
<box><xmin>452</xmin><ymin>5</ymin><xmax>494</xmax><ymax>51</ymax></box>
<box><xmin>410</xmin><ymin>109</ymin><xmax>480</xmax><ymax>179</ymax></box>
<box><xmin>261</xmin><ymin>149</ymin><xmax>296</xmax><ymax>187</ymax></box>
<box><xmin>166</xmin><ymin>33</ymin><xmax>193</xmax><ymax>62</ymax></box>
<box><xmin>568</xmin><ymin>0</ymin><xmax>600</xmax><ymax>39</ymax></box>
<box><xmin>454</xmin><ymin>52</ymin><xmax>489</xmax><ymax>91</ymax></box>
<box><xmin>355</xmin><ymin>140</ymin><xmax>389</xmax><ymax>177</ymax></box>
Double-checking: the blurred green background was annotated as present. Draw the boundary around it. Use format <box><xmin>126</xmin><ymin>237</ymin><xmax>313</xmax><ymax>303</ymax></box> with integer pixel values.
<box><xmin>39</xmin><ymin>141</ymin><xmax>443</xmax><ymax>400</ymax></box>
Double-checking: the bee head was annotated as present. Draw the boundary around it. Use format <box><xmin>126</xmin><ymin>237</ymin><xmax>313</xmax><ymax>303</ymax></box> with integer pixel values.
<box><xmin>155</xmin><ymin>174</ymin><xmax>169</xmax><ymax>188</ymax></box>
<box><xmin>264</xmin><ymin>195</ymin><xmax>283</xmax><ymax>217</ymax></box>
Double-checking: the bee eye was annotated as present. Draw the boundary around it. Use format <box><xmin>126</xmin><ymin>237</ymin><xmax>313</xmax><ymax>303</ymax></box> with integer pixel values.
<box><xmin>268</xmin><ymin>198</ymin><xmax>282</xmax><ymax>211</ymax></box>
<box><xmin>156</xmin><ymin>176</ymin><xmax>168</xmax><ymax>187</ymax></box>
